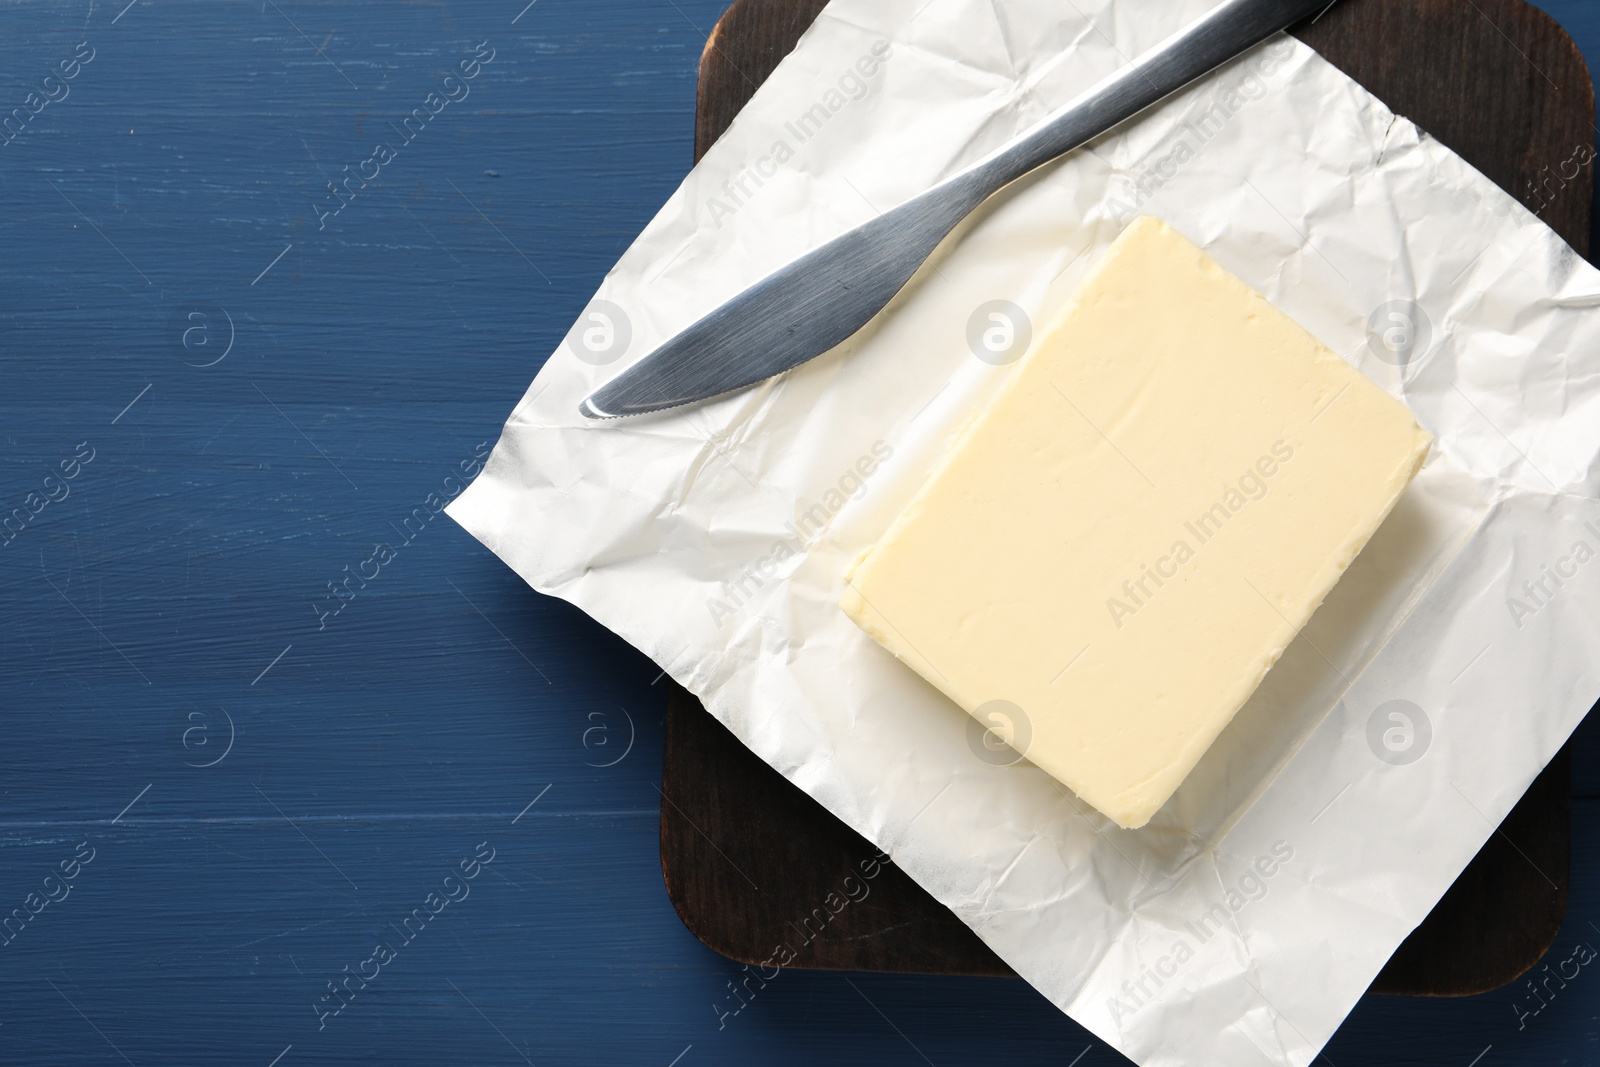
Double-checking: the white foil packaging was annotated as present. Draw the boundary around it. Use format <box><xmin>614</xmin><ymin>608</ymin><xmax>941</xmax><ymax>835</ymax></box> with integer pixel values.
<box><xmin>447</xmin><ymin>1</ymin><xmax>1600</xmax><ymax>1063</ymax></box>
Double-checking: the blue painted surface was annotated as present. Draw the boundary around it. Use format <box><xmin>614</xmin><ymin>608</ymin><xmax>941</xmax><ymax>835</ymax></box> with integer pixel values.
<box><xmin>0</xmin><ymin>1</ymin><xmax>1597</xmax><ymax>1063</ymax></box>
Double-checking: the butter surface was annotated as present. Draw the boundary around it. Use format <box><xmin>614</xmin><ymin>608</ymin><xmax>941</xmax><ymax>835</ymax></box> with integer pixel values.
<box><xmin>842</xmin><ymin>217</ymin><xmax>1431</xmax><ymax>829</ymax></box>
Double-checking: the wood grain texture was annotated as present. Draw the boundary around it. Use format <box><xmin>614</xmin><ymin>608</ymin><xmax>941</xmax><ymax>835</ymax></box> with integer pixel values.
<box><xmin>664</xmin><ymin>0</ymin><xmax>1595</xmax><ymax>999</ymax></box>
<box><xmin>0</xmin><ymin>0</ymin><xmax>1597</xmax><ymax>1064</ymax></box>
<box><xmin>695</xmin><ymin>0</ymin><xmax>833</xmax><ymax>162</ymax></box>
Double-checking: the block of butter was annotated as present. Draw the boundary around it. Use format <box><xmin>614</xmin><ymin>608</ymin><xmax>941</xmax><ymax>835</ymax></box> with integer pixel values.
<box><xmin>842</xmin><ymin>217</ymin><xmax>1431</xmax><ymax>829</ymax></box>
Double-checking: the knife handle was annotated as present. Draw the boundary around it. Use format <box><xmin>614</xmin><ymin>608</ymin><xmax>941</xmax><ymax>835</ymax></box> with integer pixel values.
<box><xmin>947</xmin><ymin>0</ymin><xmax>1331</xmax><ymax>213</ymax></box>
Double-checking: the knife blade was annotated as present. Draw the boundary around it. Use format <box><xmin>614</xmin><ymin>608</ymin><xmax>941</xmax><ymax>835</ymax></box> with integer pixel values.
<box><xmin>580</xmin><ymin>0</ymin><xmax>1335</xmax><ymax>420</ymax></box>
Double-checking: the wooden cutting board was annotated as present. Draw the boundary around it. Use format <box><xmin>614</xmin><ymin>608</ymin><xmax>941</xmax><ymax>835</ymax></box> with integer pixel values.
<box><xmin>662</xmin><ymin>0</ymin><xmax>1594</xmax><ymax>996</ymax></box>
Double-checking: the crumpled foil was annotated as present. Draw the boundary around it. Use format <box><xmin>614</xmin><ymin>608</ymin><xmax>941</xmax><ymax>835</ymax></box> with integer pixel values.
<box><xmin>448</xmin><ymin>1</ymin><xmax>1600</xmax><ymax>1062</ymax></box>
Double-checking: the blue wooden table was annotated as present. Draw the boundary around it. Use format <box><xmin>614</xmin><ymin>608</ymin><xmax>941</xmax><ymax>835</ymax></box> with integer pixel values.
<box><xmin>2</xmin><ymin>1</ymin><xmax>1597</xmax><ymax>1064</ymax></box>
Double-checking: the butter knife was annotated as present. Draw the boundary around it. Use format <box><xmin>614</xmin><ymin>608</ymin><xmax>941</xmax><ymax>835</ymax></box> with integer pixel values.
<box><xmin>581</xmin><ymin>0</ymin><xmax>1334</xmax><ymax>420</ymax></box>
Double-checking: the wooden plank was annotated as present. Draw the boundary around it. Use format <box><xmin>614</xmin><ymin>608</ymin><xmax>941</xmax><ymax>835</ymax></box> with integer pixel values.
<box><xmin>663</xmin><ymin>0</ymin><xmax>1595</xmax><ymax>996</ymax></box>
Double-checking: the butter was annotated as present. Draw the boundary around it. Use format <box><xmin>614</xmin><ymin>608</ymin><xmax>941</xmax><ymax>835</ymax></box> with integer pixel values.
<box><xmin>842</xmin><ymin>217</ymin><xmax>1431</xmax><ymax>829</ymax></box>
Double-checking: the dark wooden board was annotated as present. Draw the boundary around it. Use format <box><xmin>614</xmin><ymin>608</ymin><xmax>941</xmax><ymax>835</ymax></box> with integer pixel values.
<box><xmin>662</xmin><ymin>0</ymin><xmax>1595</xmax><ymax>997</ymax></box>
